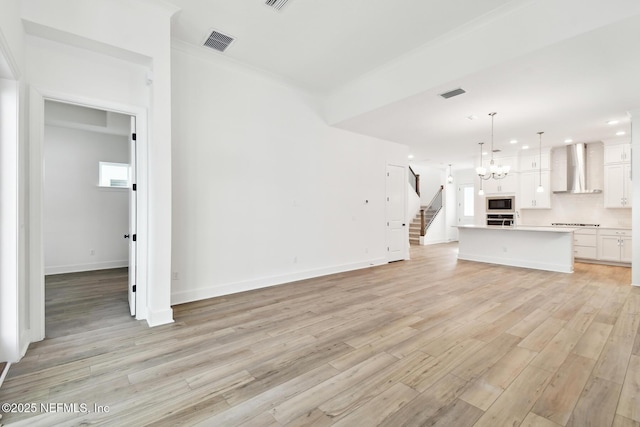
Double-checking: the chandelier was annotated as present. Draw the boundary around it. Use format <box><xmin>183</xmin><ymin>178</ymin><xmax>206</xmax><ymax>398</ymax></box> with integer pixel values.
<box><xmin>476</xmin><ymin>112</ymin><xmax>510</xmax><ymax>180</ymax></box>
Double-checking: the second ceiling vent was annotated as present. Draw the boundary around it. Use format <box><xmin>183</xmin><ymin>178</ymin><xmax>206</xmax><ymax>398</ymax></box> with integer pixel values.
<box><xmin>439</xmin><ymin>88</ymin><xmax>466</xmax><ymax>99</ymax></box>
<box><xmin>203</xmin><ymin>30</ymin><xmax>235</xmax><ymax>53</ymax></box>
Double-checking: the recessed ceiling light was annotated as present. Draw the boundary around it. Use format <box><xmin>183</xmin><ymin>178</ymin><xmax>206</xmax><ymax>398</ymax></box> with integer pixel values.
<box><xmin>616</xmin><ymin>131</ymin><xmax>626</xmax><ymax>136</ymax></box>
<box><xmin>408</xmin><ymin>154</ymin><xmax>414</xmax><ymax>159</ymax></box>
<box><xmin>564</xmin><ymin>139</ymin><xmax>573</xmax><ymax>143</ymax></box>
<box><xmin>607</xmin><ymin>120</ymin><xmax>619</xmax><ymax>125</ymax></box>
<box><xmin>467</xmin><ymin>115</ymin><xmax>478</xmax><ymax>121</ymax></box>
<box><xmin>510</xmin><ymin>139</ymin><xmax>518</xmax><ymax>144</ymax></box>
<box><xmin>522</xmin><ymin>145</ymin><xmax>530</xmax><ymax>150</ymax></box>
<box><xmin>482</xmin><ymin>151</ymin><xmax>488</xmax><ymax>156</ymax></box>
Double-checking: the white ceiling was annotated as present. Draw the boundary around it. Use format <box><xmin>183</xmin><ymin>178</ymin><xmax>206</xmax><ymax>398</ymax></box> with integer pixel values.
<box><xmin>166</xmin><ymin>0</ymin><xmax>640</xmax><ymax>169</ymax></box>
<box><xmin>168</xmin><ymin>0</ymin><xmax>514</xmax><ymax>91</ymax></box>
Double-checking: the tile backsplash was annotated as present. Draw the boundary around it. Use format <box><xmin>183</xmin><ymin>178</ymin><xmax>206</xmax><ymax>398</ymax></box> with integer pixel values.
<box><xmin>520</xmin><ymin>192</ymin><xmax>631</xmax><ymax>228</ymax></box>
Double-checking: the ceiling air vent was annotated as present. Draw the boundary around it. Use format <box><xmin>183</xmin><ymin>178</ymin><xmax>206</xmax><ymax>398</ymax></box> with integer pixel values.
<box><xmin>265</xmin><ymin>0</ymin><xmax>291</xmax><ymax>11</ymax></box>
<box><xmin>439</xmin><ymin>88</ymin><xmax>466</xmax><ymax>99</ymax></box>
<box><xmin>203</xmin><ymin>30</ymin><xmax>235</xmax><ymax>53</ymax></box>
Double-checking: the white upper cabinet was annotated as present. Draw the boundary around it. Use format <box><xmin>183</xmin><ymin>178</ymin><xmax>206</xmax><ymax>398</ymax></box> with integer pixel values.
<box><xmin>519</xmin><ymin>151</ymin><xmax>550</xmax><ymax>172</ymax></box>
<box><xmin>604</xmin><ymin>163</ymin><xmax>632</xmax><ymax>208</ymax></box>
<box><xmin>482</xmin><ymin>173</ymin><xmax>517</xmax><ymax>194</ymax></box>
<box><xmin>603</xmin><ymin>142</ymin><xmax>631</xmax><ymax>208</ymax></box>
<box><xmin>476</xmin><ymin>155</ymin><xmax>518</xmax><ymax>194</ymax></box>
<box><xmin>520</xmin><ymin>170</ymin><xmax>551</xmax><ymax>209</ymax></box>
<box><xmin>604</xmin><ymin>143</ymin><xmax>631</xmax><ymax>164</ymax></box>
<box><xmin>551</xmin><ymin>147</ymin><xmax>567</xmax><ymax>192</ymax></box>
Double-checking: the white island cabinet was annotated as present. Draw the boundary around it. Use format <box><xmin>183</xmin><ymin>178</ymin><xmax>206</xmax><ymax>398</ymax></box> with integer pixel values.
<box><xmin>457</xmin><ymin>225</ymin><xmax>575</xmax><ymax>273</ymax></box>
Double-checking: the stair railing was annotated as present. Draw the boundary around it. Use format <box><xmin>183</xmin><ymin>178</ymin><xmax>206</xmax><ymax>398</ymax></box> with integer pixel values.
<box><xmin>409</xmin><ymin>166</ymin><xmax>420</xmax><ymax>197</ymax></box>
<box><xmin>420</xmin><ymin>185</ymin><xmax>444</xmax><ymax>236</ymax></box>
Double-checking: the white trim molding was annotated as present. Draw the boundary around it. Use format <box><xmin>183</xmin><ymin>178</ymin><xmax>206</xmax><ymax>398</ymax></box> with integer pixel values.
<box><xmin>28</xmin><ymin>87</ymin><xmax>152</xmax><ymax>344</ymax></box>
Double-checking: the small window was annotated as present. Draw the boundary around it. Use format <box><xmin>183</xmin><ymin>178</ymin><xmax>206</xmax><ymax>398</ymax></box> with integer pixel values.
<box><xmin>99</xmin><ymin>162</ymin><xmax>129</xmax><ymax>188</ymax></box>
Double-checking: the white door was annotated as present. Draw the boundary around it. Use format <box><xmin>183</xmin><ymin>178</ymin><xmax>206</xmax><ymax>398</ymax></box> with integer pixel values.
<box><xmin>128</xmin><ymin>117</ymin><xmax>137</xmax><ymax>316</ymax></box>
<box><xmin>457</xmin><ymin>184</ymin><xmax>475</xmax><ymax>225</ymax></box>
<box><xmin>386</xmin><ymin>164</ymin><xmax>406</xmax><ymax>262</ymax></box>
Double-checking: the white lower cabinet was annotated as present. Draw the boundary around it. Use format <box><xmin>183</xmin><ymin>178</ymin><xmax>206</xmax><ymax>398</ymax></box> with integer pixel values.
<box><xmin>598</xmin><ymin>229</ymin><xmax>632</xmax><ymax>263</ymax></box>
<box><xmin>573</xmin><ymin>229</ymin><xmax>597</xmax><ymax>260</ymax></box>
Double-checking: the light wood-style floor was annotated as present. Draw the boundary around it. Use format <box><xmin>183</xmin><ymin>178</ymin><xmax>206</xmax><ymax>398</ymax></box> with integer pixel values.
<box><xmin>1</xmin><ymin>243</ymin><xmax>639</xmax><ymax>426</ymax></box>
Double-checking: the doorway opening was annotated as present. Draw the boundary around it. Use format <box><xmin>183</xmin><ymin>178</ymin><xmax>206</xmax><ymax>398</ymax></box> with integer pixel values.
<box><xmin>43</xmin><ymin>100</ymin><xmax>137</xmax><ymax>337</ymax></box>
<box><xmin>457</xmin><ymin>183</ymin><xmax>475</xmax><ymax>226</ymax></box>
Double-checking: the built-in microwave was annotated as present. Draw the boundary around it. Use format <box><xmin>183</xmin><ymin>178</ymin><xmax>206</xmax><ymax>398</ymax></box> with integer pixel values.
<box><xmin>486</xmin><ymin>196</ymin><xmax>515</xmax><ymax>213</ymax></box>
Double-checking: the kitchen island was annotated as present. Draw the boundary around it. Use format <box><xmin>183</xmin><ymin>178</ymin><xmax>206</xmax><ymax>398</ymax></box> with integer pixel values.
<box><xmin>456</xmin><ymin>225</ymin><xmax>576</xmax><ymax>273</ymax></box>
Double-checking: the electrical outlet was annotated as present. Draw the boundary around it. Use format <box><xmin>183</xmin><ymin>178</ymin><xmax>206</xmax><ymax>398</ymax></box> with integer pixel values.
<box><xmin>172</xmin><ymin>272</ymin><xmax>178</xmax><ymax>280</ymax></box>
<box><xmin>90</xmin><ymin>249</ymin><xmax>95</xmax><ymax>256</ymax></box>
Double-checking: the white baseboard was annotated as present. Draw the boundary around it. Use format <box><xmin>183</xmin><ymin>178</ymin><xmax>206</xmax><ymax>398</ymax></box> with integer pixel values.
<box><xmin>419</xmin><ymin>237</ymin><xmax>449</xmax><ymax>246</ymax></box>
<box><xmin>146</xmin><ymin>308</ymin><xmax>174</xmax><ymax>327</ymax></box>
<box><xmin>45</xmin><ymin>260</ymin><xmax>128</xmax><ymax>275</ymax></box>
<box><xmin>171</xmin><ymin>258</ymin><xmax>387</xmax><ymax>306</ymax></box>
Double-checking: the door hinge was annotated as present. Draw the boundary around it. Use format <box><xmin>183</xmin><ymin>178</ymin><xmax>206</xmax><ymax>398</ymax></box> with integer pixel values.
<box><xmin>132</xmin><ymin>183</ymin><xmax>137</xmax><ymax>191</ymax></box>
<box><xmin>132</xmin><ymin>133</ymin><xmax>137</xmax><ymax>141</ymax></box>
<box><xmin>132</xmin><ymin>234</ymin><xmax>137</xmax><ymax>242</ymax></box>
<box><xmin>133</xmin><ymin>285</ymin><xmax>136</xmax><ymax>292</ymax></box>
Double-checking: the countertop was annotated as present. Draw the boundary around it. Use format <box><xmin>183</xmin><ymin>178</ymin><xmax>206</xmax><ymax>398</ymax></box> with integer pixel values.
<box><xmin>456</xmin><ymin>225</ymin><xmax>578</xmax><ymax>233</ymax></box>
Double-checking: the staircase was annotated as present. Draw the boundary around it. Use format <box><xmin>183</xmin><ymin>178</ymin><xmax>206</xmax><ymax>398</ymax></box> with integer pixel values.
<box><xmin>409</xmin><ymin>207</ymin><xmax>439</xmax><ymax>245</ymax></box>
<box><xmin>409</xmin><ymin>185</ymin><xmax>444</xmax><ymax>246</ymax></box>
<box><xmin>409</xmin><ymin>211</ymin><xmax>421</xmax><ymax>245</ymax></box>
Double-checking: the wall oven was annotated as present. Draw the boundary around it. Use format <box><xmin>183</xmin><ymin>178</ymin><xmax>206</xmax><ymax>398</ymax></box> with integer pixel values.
<box><xmin>486</xmin><ymin>196</ymin><xmax>515</xmax><ymax>213</ymax></box>
<box><xmin>487</xmin><ymin>214</ymin><xmax>514</xmax><ymax>227</ymax></box>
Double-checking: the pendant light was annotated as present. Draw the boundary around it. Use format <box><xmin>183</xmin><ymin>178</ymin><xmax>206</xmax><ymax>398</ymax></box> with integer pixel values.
<box><xmin>447</xmin><ymin>164</ymin><xmax>453</xmax><ymax>183</ymax></box>
<box><xmin>476</xmin><ymin>112</ymin><xmax>510</xmax><ymax>180</ymax></box>
<box><xmin>536</xmin><ymin>131</ymin><xmax>544</xmax><ymax>193</ymax></box>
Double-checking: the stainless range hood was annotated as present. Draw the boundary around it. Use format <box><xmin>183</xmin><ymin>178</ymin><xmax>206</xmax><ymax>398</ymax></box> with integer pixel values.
<box><xmin>552</xmin><ymin>143</ymin><xmax>602</xmax><ymax>194</ymax></box>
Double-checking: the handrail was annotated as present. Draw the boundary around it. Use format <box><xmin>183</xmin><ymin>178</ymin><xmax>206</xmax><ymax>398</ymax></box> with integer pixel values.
<box><xmin>420</xmin><ymin>185</ymin><xmax>444</xmax><ymax>236</ymax></box>
<box><xmin>408</xmin><ymin>166</ymin><xmax>420</xmax><ymax>197</ymax></box>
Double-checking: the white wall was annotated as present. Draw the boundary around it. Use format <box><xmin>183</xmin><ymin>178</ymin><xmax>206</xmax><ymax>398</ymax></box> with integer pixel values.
<box><xmin>412</xmin><ymin>166</ymin><xmax>445</xmax><ymax>207</ymax></box>
<box><xmin>630</xmin><ymin>108</ymin><xmax>640</xmax><ymax>286</ymax></box>
<box><xmin>170</xmin><ymin>43</ymin><xmax>408</xmax><ymax>304</ymax></box>
<box><xmin>0</xmin><ymin>0</ymin><xmax>26</xmax><ymax>363</ymax></box>
<box><xmin>43</xmin><ymin>125</ymin><xmax>128</xmax><ymax>274</ymax></box>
